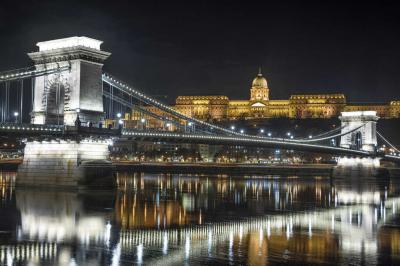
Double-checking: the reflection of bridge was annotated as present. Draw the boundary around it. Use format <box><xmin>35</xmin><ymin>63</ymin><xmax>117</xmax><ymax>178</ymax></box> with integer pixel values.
<box><xmin>105</xmin><ymin>194</ymin><xmax>400</xmax><ymax>265</ymax></box>
<box><xmin>2</xmin><ymin>186</ymin><xmax>399</xmax><ymax>265</ymax></box>
<box><xmin>1</xmin><ymin>171</ymin><xmax>398</xmax><ymax>265</ymax></box>
<box><xmin>0</xmin><ymin>36</ymin><xmax>399</xmax><ymax>186</ymax></box>
<box><xmin>117</xmin><ymin>195</ymin><xmax>400</xmax><ymax>247</ymax></box>
<box><xmin>0</xmin><ymin>242</ymin><xmax>57</xmax><ymax>265</ymax></box>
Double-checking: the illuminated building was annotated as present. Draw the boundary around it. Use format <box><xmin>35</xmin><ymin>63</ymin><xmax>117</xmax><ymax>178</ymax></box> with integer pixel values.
<box><xmin>125</xmin><ymin>69</ymin><xmax>400</xmax><ymax>127</ymax></box>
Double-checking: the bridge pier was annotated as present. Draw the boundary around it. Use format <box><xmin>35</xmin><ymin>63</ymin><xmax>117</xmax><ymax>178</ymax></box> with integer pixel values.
<box><xmin>16</xmin><ymin>139</ymin><xmax>114</xmax><ymax>188</ymax></box>
<box><xmin>337</xmin><ymin>156</ymin><xmax>380</xmax><ymax>167</ymax></box>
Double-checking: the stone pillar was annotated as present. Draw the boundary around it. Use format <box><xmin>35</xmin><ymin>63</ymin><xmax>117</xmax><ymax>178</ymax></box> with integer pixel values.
<box><xmin>17</xmin><ymin>139</ymin><xmax>114</xmax><ymax>188</ymax></box>
<box><xmin>339</xmin><ymin>111</ymin><xmax>379</xmax><ymax>152</ymax></box>
<box><xmin>336</xmin><ymin>157</ymin><xmax>380</xmax><ymax>167</ymax></box>
<box><xmin>28</xmin><ymin>36</ymin><xmax>111</xmax><ymax>126</ymax></box>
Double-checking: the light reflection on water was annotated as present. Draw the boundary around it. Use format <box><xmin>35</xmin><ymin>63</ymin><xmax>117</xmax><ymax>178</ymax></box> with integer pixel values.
<box><xmin>0</xmin><ymin>171</ymin><xmax>400</xmax><ymax>265</ymax></box>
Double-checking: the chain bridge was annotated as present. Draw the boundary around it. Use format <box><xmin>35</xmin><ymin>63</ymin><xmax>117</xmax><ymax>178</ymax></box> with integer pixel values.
<box><xmin>0</xmin><ymin>36</ymin><xmax>399</xmax><ymax>186</ymax></box>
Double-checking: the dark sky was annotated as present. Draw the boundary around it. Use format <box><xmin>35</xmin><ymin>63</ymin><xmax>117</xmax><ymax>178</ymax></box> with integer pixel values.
<box><xmin>0</xmin><ymin>0</ymin><xmax>400</xmax><ymax>103</ymax></box>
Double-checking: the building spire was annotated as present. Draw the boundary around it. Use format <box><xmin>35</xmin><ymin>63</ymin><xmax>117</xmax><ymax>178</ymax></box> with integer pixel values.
<box><xmin>258</xmin><ymin>67</ymin><xmax>262</xmax><ymax>76</ymax></box>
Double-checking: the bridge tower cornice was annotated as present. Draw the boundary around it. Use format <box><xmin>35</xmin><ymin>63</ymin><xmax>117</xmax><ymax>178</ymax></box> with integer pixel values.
<box><xmin>339</xmin><ymin>111</ymin><xmax>380</xmax><ymax>123</ymax></box>
<box><xmin>28</xmin><ymin>46</ymin><xmax>111</xmax><ymax>65</ymax></box>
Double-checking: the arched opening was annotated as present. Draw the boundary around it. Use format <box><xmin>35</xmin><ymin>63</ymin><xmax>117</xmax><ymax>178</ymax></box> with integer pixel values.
<box><xmin>350</xmin><ymin>131</ymin><xmax>363</xmax><ymax>150</ymax></box>
<box><xmin>43</xmin><ymin>76</ymin><xmax>68</xmax><ymax>125</ymax></box>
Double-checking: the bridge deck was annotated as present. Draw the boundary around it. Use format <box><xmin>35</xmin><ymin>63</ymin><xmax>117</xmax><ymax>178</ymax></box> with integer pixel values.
<box><xmin>0</xmin><ymin>123</ymin><xmax>399</xmax><ymax>162</ymax></box>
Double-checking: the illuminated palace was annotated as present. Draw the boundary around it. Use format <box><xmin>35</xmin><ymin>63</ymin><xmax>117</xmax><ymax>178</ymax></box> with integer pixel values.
<box><xmin>126</xmin><ymin>70</ymin><xmax>400</xmax><ymax>127</ymax></box>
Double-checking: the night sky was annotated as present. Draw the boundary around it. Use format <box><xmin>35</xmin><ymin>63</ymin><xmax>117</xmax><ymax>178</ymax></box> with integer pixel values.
<box><xmin>0</xmin><ymin>0</ymin><xmax>400</xmax><ymax>103</ymax></box>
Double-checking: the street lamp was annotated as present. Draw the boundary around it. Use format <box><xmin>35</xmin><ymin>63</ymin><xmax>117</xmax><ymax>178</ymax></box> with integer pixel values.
<box><xmin>260</xmin><ymin>129</ymin><xmax>264</xmax><ymax>133</ymax></box>
<box><xmin>231</xmin><ymin>125</ymin><xmax>235</xmax><ymax>131</ymax></box>
<box><xmin>13</xmin><ymin>112</ymin><xmax>19</xmax><ymax>123</ymax></box>
<box><xmin>140</xmin><ymin>118</ymin><xmax>146</xmax><ymax>123</ymax></box>
<box><xmin>309</xmin><ymin>135</ymin><xmax>313</xmax><ymax>139</ymax></box>
<box><xmin>240</xmin><ymin>129</ymin><xmax>244</xmax><ymax>134</ymax></box>
<box><xmin>118</xmin><ymin>119</ymin><xmax>123</xmax><ymax>129</ymax></box>
<box><xmin>188</xmin><ymin>122</ymin><xmax>193</xmax><ymax>126</ymax></box>
<box><xmin>268</xmin><ymin>132</ymin><xmax>272</xmax><ymax>137</ymax></box>
<box><xmin>117</xmin><ymin>113</ymin><xmax>122</xmax><ymax>118</ymax></box>
<box><xmin>286</xmin><ymin>132</ymin><xmax>291</xmax><ymax>137</ymax></box>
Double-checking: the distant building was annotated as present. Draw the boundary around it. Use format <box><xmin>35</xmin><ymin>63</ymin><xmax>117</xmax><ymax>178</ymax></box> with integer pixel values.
<box><xmin>125</xmin><ymin>69</ymin><xmax>400</xmax><ymax>127</ymax></box>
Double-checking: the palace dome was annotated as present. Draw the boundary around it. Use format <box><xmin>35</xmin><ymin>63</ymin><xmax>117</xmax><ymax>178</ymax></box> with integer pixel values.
<box><xmin>252</xmin><ymin>71</ymin><xmax>268</xmax><ymax>88</ymax></box>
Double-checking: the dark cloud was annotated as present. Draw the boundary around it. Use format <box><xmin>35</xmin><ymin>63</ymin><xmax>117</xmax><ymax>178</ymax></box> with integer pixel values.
<box><xmin>0</xmin><ymin>0</ymin><xmax>400</xmax><ymax>103</ymax></box>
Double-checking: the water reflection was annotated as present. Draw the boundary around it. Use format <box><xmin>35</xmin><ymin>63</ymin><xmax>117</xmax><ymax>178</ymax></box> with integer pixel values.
<box><xmin>17</xmin><ymin>190</ymin><xmax>109</xmax><ymax>243</ymax></box>
<box><xmin>0</xmin><ymin>171</ymin><xmax>400</xmax><ymax>265</ymax></box>
<box><xmin>0</xmin><ymin>171</ymin><xmax>15</xmax><ymax>205</ymax></box>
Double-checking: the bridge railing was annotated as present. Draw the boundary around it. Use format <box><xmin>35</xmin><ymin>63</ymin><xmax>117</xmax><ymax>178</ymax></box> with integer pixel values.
<box><xmin>0</xmin><ymin>123</ymin><xmax>121</xmax><ymax>137</ymax></box>
<box><xmin>0</xmin><ymin>122</ymin><xmax>63</xmax><ymax>133</ymax></box>
<box><xmin>121</xmin><ymin>129</ymin><xmax>373</xmax><ymax>156</ymax></box>
<box><xmin>0</xmin><ymin>65</ymin><xmax>70</xmax><ymax>83</ymax></box>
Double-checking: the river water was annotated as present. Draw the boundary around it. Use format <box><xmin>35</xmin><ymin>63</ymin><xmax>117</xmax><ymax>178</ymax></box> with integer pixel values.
<box><xmin>0</xmin><ymin>170</ymin><xmax>400</xmax><ymax>265</ymax></box>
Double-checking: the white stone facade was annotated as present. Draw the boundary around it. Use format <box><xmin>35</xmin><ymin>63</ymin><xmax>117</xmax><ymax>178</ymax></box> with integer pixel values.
<box><xmin>28</xmin><ymin>36</ymin><xmax>111</xmax><ymax>126</ymax></box>
<box><xmin>339</xmin><ymin>111</ymin><xmax>379</xmax><ymax>152</ymax></box>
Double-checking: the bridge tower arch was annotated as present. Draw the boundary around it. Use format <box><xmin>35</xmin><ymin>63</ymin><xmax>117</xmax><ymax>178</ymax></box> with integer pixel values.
<box><xmin>28</xmin><ymin>36</ymin><xmax>111</xmax><ymax>126</ymax></box>
<box><xmin>339</xmin><ymin>111</ymin><xmax>379</xmax><ymax>152</ymax></box>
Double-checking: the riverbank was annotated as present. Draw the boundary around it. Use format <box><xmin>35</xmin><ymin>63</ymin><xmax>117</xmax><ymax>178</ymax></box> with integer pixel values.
<box><xmin>2</xmin><ymin>160</ymin><xmax>400</xmax><ymax>178</ymax></box>
<box><xmin>0</xmin><ymin>160</ymin><xmax>19</xmax><ymax>170</ymax></box>
<box><xmin>114</xmin><ymin>162</ymin><xmax>335</xmax><ymax>176</ymax></box>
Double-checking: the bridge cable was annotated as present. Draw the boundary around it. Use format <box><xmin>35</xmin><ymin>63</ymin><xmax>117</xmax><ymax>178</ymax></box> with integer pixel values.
<box><xmin>0</xmin><ymin>84</ymin><xmax>2</xmax><ymax>122</ymax></box>
<box><xmin>102</xmin><ymin>73</ymin><xmax>249</xmax><ymax>136</ymax></box>
<box><xmin>102</xmin><ymin>73</ymin><xmax>369</xmax><ymax>142</ymax></box>
<box><xmin>296</xmin><ymin>125</ymin><xmax>345</xmax><ymax>140</ymax></box>
<box><xmin>104</xmin><ymin>92</ymin><xmax>210</xmax><ymax>133</ymax></box>
<box><xmin>285</xmin><ymin>123</ymin><xmax>368</xmax><ymax>143</ymax></box>
<box><xmin>377</xmin><ymin>131</ymin><xmax>400</xmax><ymax>153</ymax></box>
<box><xmin>102</xmin><ymin>73</ymin><xmax>371</xmax><ymax>143</ymax></box>
<box><xmin>20</xmin><ymin>80</ymin><xmax>24</xmax><ymax>123</ymax></box>
<box><xmin>5</xmin><ymin>81</ymin><xmax>9</xmax><ymax>122</ymax></box>
<box><xmin>31</xmin><ymin>77</ymin><xmax>35</xmax><ymax>116</ymax></box>
<box><xmin>0</xmin><ymin>65</ymin><xmax>70</xmax><ymax>83</ymax></box>
<box><xmin>251</xmin><ymin>124</ymin><xmax>346</xmax><ymax>142</ymax></box>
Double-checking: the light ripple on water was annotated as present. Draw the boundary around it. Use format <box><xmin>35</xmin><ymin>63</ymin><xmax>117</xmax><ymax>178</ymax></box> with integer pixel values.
<box><xmin>0</xmin><ymin>171</ymin><xmax>400</xmax><ymax>265</ymax></box>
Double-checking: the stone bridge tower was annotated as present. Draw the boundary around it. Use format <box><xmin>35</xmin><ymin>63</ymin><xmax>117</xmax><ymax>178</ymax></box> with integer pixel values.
<box><xmin>17</xmin><ymin>37</ymin><xmax>113</xmax><ymax>188</ymax></box>
<box><xmin>339</xmin><ymin>111</ymin><xmax>379</xmax><ymax>152</ymax></box>
<box><xmin>28</xmin><ymin>36</ymin><xmax>111</xmax><ymax>126</ymax></box>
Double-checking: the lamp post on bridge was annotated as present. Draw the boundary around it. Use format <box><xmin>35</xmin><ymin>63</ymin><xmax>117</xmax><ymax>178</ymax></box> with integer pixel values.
<box><xmin>186</xmin><ymin>121</ymin><xmax>193</xmax><ymax>133</ymax></box>
<box><xmin>75</xmin><ymin>108</ymin><xmax>81</xmax><ymax>128</ymax></box>
<box><xmin>116</xmin><ymin>113</ymin><xmax>122</xmax><ymax>129</ymax></box>
<box><xmin>118</xmin><ymin>119</ymin><xmax>124</xmax><ymax>129</ymax></box>
<box><xmin>13</xmin><ymin>112</ymin><xmax>19</xmax><ymax>123</ymax></box>
<box><xmin>140</xmin><ymin>117</ymin><xmax>146</xmax><ymax>130</ymax></box>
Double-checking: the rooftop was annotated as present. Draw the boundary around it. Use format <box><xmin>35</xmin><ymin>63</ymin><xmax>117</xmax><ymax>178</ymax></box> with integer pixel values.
<box><xmin>36</xmin><ymin>36</ymin><xmax>103</xmax><ymax>52</ymax></box>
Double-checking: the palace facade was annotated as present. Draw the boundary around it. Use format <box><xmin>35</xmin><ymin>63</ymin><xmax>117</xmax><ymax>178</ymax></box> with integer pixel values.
<box><xmin>125</xmin><ymin>70</ymin><xmax>400</xmax><ymax>127</ymax></box>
